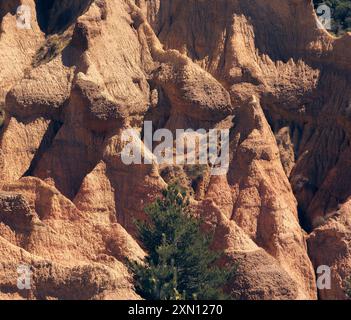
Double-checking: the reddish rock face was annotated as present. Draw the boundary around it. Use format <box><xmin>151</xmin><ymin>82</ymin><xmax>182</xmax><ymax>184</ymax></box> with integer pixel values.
<box><xmin>0</xmin><ymin>0</ymin><xmax>350</xmax><ymax>300</ymax></box>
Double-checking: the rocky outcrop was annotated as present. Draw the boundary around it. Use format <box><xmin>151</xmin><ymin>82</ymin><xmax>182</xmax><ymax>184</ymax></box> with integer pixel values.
<box><xmin>0</xmin><ymin>0</ymin><xmax>350</xmax><ymax>300</ymax></box>
<box><xmin>144</xmin><ymin>0</ymin><xmax>351</xmax><ymax>229</ymax></box>
<box><xmin>225</xmin><ymin>98</ymin><xmax>316</xmax><ymax>299</ymax></box>
<box><xmin>196</xmin><ymin>200</ymin><xmax>302</xmax><ymax>300</ymax></box>
<box><xmin>0</xmin><ymin>176</ymin><xmax>143</xmax><ymax>299</ymax></box>
<box><xmin>307</xmin><ymin>200</ymin><xmax>351</xmax><ymax>300</ymax></box>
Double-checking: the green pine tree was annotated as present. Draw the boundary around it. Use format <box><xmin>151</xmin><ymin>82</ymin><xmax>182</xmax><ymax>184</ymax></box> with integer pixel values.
<box><xmin>128</xmin><ymin>184</ymin><xmax>236</xmax><ymax>300</ymax></box>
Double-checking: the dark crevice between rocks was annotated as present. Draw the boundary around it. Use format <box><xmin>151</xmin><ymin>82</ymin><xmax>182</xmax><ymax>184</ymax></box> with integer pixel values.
<box><xmin>141</xmin><ymin>84</ymin><xmax>172</xmax><ymax>139</ymax></box>
<box><xmin>32</xmin><ymin>0</ymin><xmax>94</xmax><ymax>67</ymax></box>
<box><xmin>34</xmin><ymin>0</ymin><xmax>55</xmax><ymax>34</ymax></box>
<box><xmin>34</xmin><ymin>0</ymin><xmax>94</xmax><ymax>35</ymax></box>
<box><xmin>22</xmin><ymin>120</ymin><xmax>63</xmax><ymax>178</ymax></box>
<box><xmin>298</xmin><ymin>205</ymin><xmax>312</xmax><ymax>233</ymax></box>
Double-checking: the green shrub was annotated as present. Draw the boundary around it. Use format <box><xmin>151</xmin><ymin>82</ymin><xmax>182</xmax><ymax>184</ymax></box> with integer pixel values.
<box><xmin>160</xmin><ymin>166</ymin><xmax>193</xmax><ymax>196</ymax></box>
<box><xmin>160</xmin><ymin>164</ymin><xmax>209</xmax><ymax>199</ymax></box>
<box><xmin>128</xmin><ymin>184</ymin><xmax>236</xmax><ymax>300</ymax></box>
<box><xmin>184</xmin><ymin>164</ymin><xmax>207</xmax><ymax>181</ymax></box>
<box><xmin>0</xmin><ymin>106</ymin><xmax>5</xmax><ymax>128</ymax></box>
<box><xmin>32</xmin><ymin>27</ymin><xmax>73</xmax><ymax>67</ymax></box>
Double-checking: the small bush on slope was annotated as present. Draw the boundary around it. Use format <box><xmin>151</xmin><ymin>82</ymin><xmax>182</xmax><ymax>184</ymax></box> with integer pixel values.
<box><xmin>32</xmin><ymin>27</ymin><xmax>74</xmax><ymax>67</ymax></box>
<box><xmin>0</xmin><ymin>105</ymin><xmax>5</xmax><ymax>128</ymax></box>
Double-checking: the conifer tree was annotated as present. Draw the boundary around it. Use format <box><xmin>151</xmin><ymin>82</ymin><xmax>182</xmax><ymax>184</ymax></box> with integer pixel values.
<box><xmin>128</xmin><ymin>184</ymin><xmax>235</xmax><ymax>300</ymax></box>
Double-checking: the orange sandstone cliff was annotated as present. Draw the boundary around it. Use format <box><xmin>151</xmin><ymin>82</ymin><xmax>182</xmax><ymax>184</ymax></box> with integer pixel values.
<box><xmin>0</xmin><ymin>0</ymin><xmax>350</xmax><ymax>300</ymax></box>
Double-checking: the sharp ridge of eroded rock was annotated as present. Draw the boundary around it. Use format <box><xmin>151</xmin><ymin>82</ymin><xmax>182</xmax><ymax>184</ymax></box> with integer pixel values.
<box><xmin>0</xmin><ymin>0</ymin><xmax>350</xmax><ymax>300</ymax></box>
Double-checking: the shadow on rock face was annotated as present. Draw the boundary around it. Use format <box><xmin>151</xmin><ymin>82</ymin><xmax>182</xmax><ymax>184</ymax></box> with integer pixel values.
<box><xmin>34</xmin><ymin>0</ymin><xmax>94</xmax><ymax>34</ymax></box>
<box><xmin>0</xmin><ymin>0</ymin><xmax>21</xmax><ymax>26</ymax></box>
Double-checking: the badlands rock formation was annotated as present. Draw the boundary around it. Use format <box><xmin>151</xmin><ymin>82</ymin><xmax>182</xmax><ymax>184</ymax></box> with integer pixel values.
<box><xmin>0</xmin><ymin>0</ymin><xmax>350</xmax><ymax>299</ymax></box>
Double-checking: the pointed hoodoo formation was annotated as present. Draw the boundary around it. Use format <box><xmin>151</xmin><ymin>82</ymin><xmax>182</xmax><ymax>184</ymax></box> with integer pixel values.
<box><xmin>0</xmin><ymin>0</ymin><xmax>350</xmax><ymax>299</ymax></box>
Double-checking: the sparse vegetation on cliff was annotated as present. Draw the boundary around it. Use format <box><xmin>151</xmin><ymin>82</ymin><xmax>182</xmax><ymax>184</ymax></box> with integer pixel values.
<box><xmin>32</xmin><ymin>28</ymin><xmax>74</xmax><ymax>67</ymax></box>
<box><xmin>128</xmin><ymin>184</ymin><xmax>235</xmax><ymax>300</ymax></box>
<box><xmin>346</xmin><ymin>277</ymin><xmax>351</xmax><ymax>299</ymax></box>
<box><xmin>160</xmin><ymin>164</ymin><xmax>209</xmax><ymax>199</ymax></box>
<box><xmin>0</xmin><ymin>106</ymin><xmax>5</xmax><ymax>128</ymax></box>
